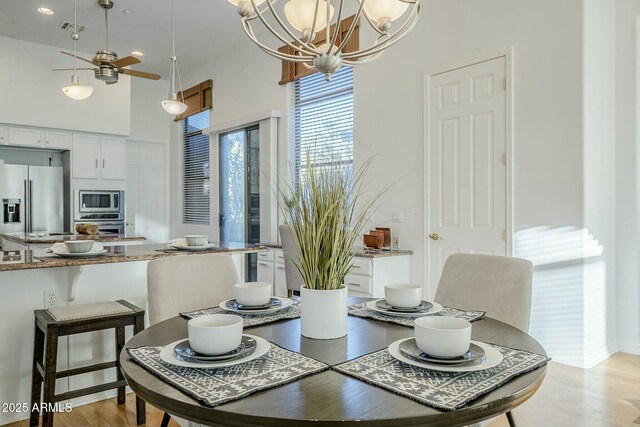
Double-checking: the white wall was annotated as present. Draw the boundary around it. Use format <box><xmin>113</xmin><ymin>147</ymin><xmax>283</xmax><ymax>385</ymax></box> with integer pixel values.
<box><xmin>0</xmin><ymin>36</ymin><xmax>131</xmax><ymax>136</ymax></box>
<box><xmin>615</xmin><ymin>1</ymin><xmax>640</xmax><ymax>355</ymax></box>
<box><xmin>130</xmin><ymin>78</ymin><xmax>171</xmax><ymax>143</ymax></box>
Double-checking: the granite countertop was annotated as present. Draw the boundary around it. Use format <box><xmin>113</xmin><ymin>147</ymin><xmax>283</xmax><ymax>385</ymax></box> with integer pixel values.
<box><xmin>260</xmin><ymin>242</ymin><xmax>413</xmax><ymax>258</ymax></box>
<box><xmin>0</xmin><ymin>232</ymin><xmax>146</xmax><ymax>245</ymax></box>
<box><xmin>0</xmin><ymin>242</ymin><xmax>267</xmax><ymax>272</ymax></box>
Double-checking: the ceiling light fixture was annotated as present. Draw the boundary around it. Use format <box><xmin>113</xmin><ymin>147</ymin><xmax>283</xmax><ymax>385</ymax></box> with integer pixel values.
<box><xmin>131</xmin><ymin>50</ymin><xmax>144</xmax><ymax>57</ymax></box>
<box><xmin>37</xmin><ymin>7</ymin><xmax>54</xmax><ymax>15</ymax></box>
<box><xmin>228</xmin><ymin>0</ymin><xmax>420</xmax><ymax>81</ymax></box>
<box><xmin>161</xmin><ymin>0</ymin><xmax>187</xmax><ymax>115</ymax></box>
<box><xmin>62</xmin><ymin>0</ymin><xmax>94</xmax><ymax>100</ymax></box>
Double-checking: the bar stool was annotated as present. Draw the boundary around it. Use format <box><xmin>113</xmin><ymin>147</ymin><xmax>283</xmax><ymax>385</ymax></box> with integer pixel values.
<box><xmin>29</xmin><ymin>300</ymin><xmax>146</xmax><ymax>427</ymax></box>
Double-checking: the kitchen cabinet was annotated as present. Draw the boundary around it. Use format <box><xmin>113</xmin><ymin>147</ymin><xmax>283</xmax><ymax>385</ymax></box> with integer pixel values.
<box><xmin>72</xmin><ymin>135</ymin><xmax>126</xmax><ymax>180</ymax></box>
<box><xmin>257</xmin><ymin>258</ymin><xmax>275</xmax><ymax>293</ymax></box>
<box><xmin>257</xmin><ymin>249</ymin><xmax>288</xmax><ymax>297</ymax></box>
<box><xmin>0</xmin><ymin>125</ymin><xmax>7</xmax><ymax>145</ymax></box>
<box><xmin>72</xmin><ymin>134</ymin><xmax>100</xmax><ymax>179</ymax></box>
<box><xmin>100</xmin><ymin>137</ymin><xmax>126</xmax><ymax>180</ymax></box>
<box><xmin>43</xmin><ymin>130</ymin><xmax>71</xmax><ymax>150</ymax></box>
<box><xmin>8</xmin><ymin>126</ymin><xmax>43</xmax><ymax>148</ymax></box>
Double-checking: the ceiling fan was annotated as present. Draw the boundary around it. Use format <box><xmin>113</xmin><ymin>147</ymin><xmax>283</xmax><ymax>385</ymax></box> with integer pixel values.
<box><xmin>53</xmin><ymin>0</ymin><xmax>160</xmax><ymax>85</ymax></box>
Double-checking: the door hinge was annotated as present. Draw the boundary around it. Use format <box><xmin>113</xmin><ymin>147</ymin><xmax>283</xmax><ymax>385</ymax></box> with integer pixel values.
<box><xmin>502</xmin><ymin>77</ymin><xmax>507</xmax><ymax>90</ymax></box>
<box><xmin>501</xmin><ymin>230</ymin><xmax>507</xmax><ymax>241</ymax></box>
<box><xmin>502</xmin><ymin>153</ymin><xmax>507</xmax><ymax>165</ymax></box>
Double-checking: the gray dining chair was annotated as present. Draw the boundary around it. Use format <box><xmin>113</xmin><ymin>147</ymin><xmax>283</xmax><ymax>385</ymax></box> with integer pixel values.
<box><xmin>434</xmin><ymin>253</ymin><xmax>533</xmax><ymax>427</ymax></box>
<box><xmin>279</xmin><ymin>224</ymin><xmax>304</xmax><ymax>296</ymax></box>
<box><xmin>147</xmin><ymin>253</ymin><xmax>240</xmax><ymax>427</ymax></box>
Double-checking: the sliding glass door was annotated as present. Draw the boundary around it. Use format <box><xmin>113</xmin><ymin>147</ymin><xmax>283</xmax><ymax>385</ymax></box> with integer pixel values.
<box><xmin>219</xmin><ymin>126</ymin><xmax>260</xmax><ymax>280</ymax></box>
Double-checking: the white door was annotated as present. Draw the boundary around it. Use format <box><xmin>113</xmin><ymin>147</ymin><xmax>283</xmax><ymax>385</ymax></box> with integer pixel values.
<box><xmin>427</xmin><ymin>57</ymin><xmax>507</xmax><ymax>295</ymax></box>
<box><xmin>101</xmin><ymin>137</ymin><xmax>127</xmax><ymax>180</ymax></box>
<box><xmin>126</xmin><ymin>141</ymin><xmax>168</xmax><ymax>242</ymax></box>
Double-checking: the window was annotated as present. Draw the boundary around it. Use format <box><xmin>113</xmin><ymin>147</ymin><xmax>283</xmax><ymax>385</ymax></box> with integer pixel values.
<box><xmin>183</xmin><ymin>111</ymin><xmax>210</xmax><ymax>224</ymax></box>
<box><xmin>292</xmin><ymin>67</ymin><xmax>354</xmax><ymax>187</ymax></box>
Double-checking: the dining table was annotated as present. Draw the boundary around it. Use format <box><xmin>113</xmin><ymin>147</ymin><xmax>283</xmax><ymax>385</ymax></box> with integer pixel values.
<box><xmin>119</xmin><ymin>298</ymin><xmax>547</xmax><ymax>427</ymax></box>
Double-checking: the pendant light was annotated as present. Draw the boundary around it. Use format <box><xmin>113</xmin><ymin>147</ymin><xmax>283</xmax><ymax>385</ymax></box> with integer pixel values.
<box><xmin>63</xmin><ymin>0</ymin><xmax>94</xmax><ymax>100</ymax></box>
<box><xmin>161</xmin><ymin>0</ymin><xmax>187</xmax><ymax>115</ymax></box>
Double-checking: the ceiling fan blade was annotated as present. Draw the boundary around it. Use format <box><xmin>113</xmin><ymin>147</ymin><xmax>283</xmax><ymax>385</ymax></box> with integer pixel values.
<box><xmin>60</xmin><ymin>51</ymin><xmax>97</xmax><ymax>65</ymax></box>
<box><xmin>119</xmin><ymin>68</ymin><xmax>161</xmax><ymax>80</ymax></box>
<box><xmin>105</xmin><ymin>80</ymin><xmax>118</xmax><ymax>85</ymax></box>
<box><xmin>52</xmin><ymin>68</ymin><xmax>95</xmax><ymax>71</ymax></box>
<box><xmin>111</xmin><ymin>56</ymin><xmax>141</xmax><ymax>68</ymax></box>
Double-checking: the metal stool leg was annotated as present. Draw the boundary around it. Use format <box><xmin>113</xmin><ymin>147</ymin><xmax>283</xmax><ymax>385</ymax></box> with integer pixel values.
<box><xmin>115</xmin><ymin>325</ymin><xmax>126</xmax><ymax>404</ymax></box>
<box><xmin>160</xmin><ymin>412</ymin><xmax>172</xmax><ymax>427</ymax></box>
<box><xmin>42</xmin><ymin>328</ymin><xmax>59</xmax><ymax>427</ymax></box>
<box><xmin>506</xmin><ymin>411</ymin><xmax>517</xmax><ymax>427</ymax></box>
<box><xmin>134</xmin><ymin>313</ymin><xmax>147</xmax><ymax>425</ymax></box>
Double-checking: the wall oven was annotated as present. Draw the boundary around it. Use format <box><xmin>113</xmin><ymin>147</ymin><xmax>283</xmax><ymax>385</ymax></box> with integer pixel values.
<box><xmin>74</xmin><ymin>190</ymin><xmax>125</xmax><ymax>235</ymax></box>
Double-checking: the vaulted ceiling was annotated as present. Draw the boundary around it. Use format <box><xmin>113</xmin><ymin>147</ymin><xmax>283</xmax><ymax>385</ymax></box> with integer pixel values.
<box><xmin>0</xmin><ymin>0</ymin><xmax>247</xmax><ymax>77</ymax></box>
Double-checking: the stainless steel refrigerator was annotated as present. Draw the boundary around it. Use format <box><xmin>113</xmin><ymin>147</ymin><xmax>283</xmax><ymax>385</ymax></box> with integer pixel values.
<box><xmin>0</xmin><ymin>165</ymin><xmax>64</xmax><ymax>234</ymax></box>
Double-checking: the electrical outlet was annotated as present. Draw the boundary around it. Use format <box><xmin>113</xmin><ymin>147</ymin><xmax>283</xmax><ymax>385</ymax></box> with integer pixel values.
<box><xmin>365</xmin><ymin>210</ymin><xmax>373</xmax><ymax>222</ymax></box>
<box><xmin>44</xmin><ymin>289</ymin><xmax>56</xmax><ymax>308</ymax></box>
<box><xmin>392</xmin><ymin>236</ymin><xmax>400</xmax><ymax>250</ymax></box>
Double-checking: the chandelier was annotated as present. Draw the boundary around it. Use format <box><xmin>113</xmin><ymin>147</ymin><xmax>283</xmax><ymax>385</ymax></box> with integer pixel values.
<box><xmin>227</xmin><ymin>0</ymin><xmax>420</xmax><ymax>80</ymax></box>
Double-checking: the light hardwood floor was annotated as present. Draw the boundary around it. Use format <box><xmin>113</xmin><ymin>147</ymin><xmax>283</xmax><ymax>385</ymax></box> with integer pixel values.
<box><xmin>8</xmin><ymin>352</ymin><xmax>639</xmax><ymax>427</ymax></box>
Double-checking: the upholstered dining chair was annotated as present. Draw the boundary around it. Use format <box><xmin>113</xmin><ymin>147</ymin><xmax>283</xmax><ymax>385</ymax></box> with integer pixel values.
<box><xmin>147</xmin><ymin>253</ymin><xmax>240</xmax><ymax>427</ymax></box>
<box><xmin>434</xmin><ymin>253</ymin><xmax>533</xmax><ymax>427</ymax></box>
<box><xmin>279</xmin><ymin>224</ymin><xmax>304</xmax><ymax>296</ymax></box>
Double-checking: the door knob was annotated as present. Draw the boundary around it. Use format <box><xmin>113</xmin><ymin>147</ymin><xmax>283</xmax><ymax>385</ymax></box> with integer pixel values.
<box><xmin>428</xmin><ymin>232</ymin><xmax>443</xmax><ymax>241</ymax></box>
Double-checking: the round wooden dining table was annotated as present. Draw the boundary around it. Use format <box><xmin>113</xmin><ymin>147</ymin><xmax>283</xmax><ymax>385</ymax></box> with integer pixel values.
<box><xmin>120</xmin><ymin>301</ymin><xmax>547</xmax><ymax>427</ymax></box>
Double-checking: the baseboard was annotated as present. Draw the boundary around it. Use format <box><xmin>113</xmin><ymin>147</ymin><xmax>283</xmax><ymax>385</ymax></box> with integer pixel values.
<box><xmin>617</xmin><ymin>340</ymin><xmax>640</xmax><ymax>355</ymax></box>
<box><xmin>583</xmin><ymin>345</ymin><xmax>616</xmax><ymax>369</ymax></box>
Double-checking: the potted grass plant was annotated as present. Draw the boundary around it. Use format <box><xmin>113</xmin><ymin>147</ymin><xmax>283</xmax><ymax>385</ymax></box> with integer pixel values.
<box><xmin>280</xmin><ymin>158</ymin><xmax>384</xmax><ymax>339</ymax></box>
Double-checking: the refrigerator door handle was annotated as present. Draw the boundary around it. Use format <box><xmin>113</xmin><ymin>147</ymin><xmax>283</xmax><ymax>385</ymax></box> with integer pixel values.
<box><xmin>23</xmin><ymin>179</ymin><xmax>29</xmax><ymax>234</ymax></box>
<box><xmin>29</xmin><ymin>180</ymin><xmax>34</xmax><ymax>233</ymax></box>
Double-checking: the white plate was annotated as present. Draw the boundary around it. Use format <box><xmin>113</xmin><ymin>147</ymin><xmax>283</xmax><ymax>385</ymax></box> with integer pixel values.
<box><xmin>159</xmin><ymin>334</ymin><xmax>270</xmax><ymax>368</ymax></box>
<box><xmin>366</xmin><ymin>299</ymin><xmax>443</xmax><ymax>317</ymax></box>
<box><xmin>388</xmin><ymin>338</ymin><xmax>504</xmax><ymax>372</ymax></box>
<box><xmin>219</xmin><ymin>297</ymin><xmax>294</xmax><ymax>314</ymax></box>
<box><xmin>53</xmin><ymin>250</ymin><xmax>108</xmax><ymax>258</ymax></box>
<box><xmin>170</xmin><ymin>243</ymin><xmax>217</xmax><ymax>251</ymax></box>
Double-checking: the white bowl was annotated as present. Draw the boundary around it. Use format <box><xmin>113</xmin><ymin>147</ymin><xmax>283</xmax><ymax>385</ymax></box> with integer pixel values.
<box><xmin>235</xmin><ymin>282</ymin><xmax>272</xmax><ymax>306</ymax></box>
<box><xmin>384</xmin><ymin>283</ymin><xmax>422</xmax><ymax>308</ymax></box>
<box><xmin>414</xmin><ymin>316</ymin><xmax>472</xmax><ymax>358</ymax></box>
<box><xmin>64</xmin><ymin>240</ymin><xmax>95</xmax><ymax>253</ymax></box>
<box><xmin>184</xmin><ymin>235</ymin><xmax>208</xmax><ymax>246</ymax></box>
<box><xmin>188</xmin><ymin>314</ymin><xmax>243</xmax><ymax>355</ymax></box>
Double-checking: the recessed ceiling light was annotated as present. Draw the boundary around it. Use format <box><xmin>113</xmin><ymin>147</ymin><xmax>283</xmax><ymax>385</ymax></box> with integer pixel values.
<box><xmin>37</xmin><ymin>7</ymin><xmax>54</xmax><ymax>15</ymax></box>
<box><xmin>131</xmin><ymin>50</ymin><xmax>144</xmax><ymax>57</ymax></box>
<box><xmin>123</xmin><ymin>8</ymin><xmax>132</xmax><ymax>14</ymax></box>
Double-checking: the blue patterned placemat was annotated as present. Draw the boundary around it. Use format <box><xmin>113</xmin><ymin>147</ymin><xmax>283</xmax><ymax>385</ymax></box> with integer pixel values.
<box><xmin>128</xmin><ymin>342</ymin><xmax>328</xmax><ymax>407</ymax></box>
<box><xmin>348</xmin><ymin>302</ymin><xmax>485</xmax><ymax>327</ymax></box>
<box><xmin>180</xmin><ymin>302</ymin><xmax>300</xmax><ymax>328</ymax></box>
<box><xmin>333</xmin><ymin>344</ymin><xmax>549</xmax><ymax>411</ymax></box>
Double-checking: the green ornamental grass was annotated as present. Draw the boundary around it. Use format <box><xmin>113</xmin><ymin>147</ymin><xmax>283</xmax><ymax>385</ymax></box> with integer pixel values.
<box><xmin>280</xmin><ymin>158</ymin><xmax>385</xmax><ymax>290</ymax></box>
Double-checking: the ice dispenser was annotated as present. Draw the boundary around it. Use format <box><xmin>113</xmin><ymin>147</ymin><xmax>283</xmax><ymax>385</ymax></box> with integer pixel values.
<box><xmin>3</xmin><ymin>199</ymin><xmax>21</xmax><ymax>224</ymax></box>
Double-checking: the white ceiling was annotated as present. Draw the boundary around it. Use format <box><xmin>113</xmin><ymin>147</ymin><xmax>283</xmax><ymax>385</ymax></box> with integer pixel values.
<box><xmin>0</xmin><ymin>0</ymin><xmax>248</xmax><ymax>78</ymax></box>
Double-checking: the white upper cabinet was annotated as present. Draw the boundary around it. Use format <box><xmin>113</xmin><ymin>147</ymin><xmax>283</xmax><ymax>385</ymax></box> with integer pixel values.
<box><xmin>100</xmin><ymin>137</ymin><xmax>126</xmax><ymax>180</ymax></box>
<box><xmin>0</xmin><ymin>125</ymin><xmax>7</xmax><ymax>145</ymax></box>
<box><xmin>8</xmin><ymin>126</ymin><xmax>43</xmax><ymax>147</ymax></box>
<box><xmin>72</xmin><ymin>134</ymin><xmax>100</xmax><ymax>179</ymax></box>
<box><xmin>43</xmin><ymin>130</ymin><xmax>71</xmax><ymax>150</ymax></box>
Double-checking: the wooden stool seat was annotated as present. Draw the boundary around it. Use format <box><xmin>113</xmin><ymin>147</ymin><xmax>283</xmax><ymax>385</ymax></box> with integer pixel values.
<box><xmin>30</xmin><ymin>299</ymin><xmax>146</xmax><ymax>427</ymax></box>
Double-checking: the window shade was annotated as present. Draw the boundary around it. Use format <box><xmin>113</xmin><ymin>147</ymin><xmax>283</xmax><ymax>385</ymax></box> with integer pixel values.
<box><xmin>174</xmin><ymin>79</ymin><xmax>213</xmax><ymax>122</ymax></box>
<box><xmin>293</xmin><ymin>66</ymin><xmax>354</xmax><ymax>187</ymax></box>
<box><xmin>183</xmin><ymin>111</ymin><xmax>210</xmax><ymax>224</ymax></box>
<box><xmin>279</xmin><ymin>16</ymin><xmax>359</xmax><ymax>85</ymax></box>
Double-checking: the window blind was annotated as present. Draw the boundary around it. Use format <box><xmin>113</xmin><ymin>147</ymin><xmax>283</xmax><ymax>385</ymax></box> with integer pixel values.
<box><xmin>293</xmin><ymin>66</ymin><xmax>354</xmax><ymax>187</ymax></box>
<box><xmin>183</xmin><ymin>111</ymin><xmax>210</xmax><ymax>224</ymax></box>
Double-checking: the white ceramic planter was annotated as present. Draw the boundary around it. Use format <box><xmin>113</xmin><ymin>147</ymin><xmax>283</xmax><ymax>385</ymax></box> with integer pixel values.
<box><xmin>300</xmin><ymin>285</ymin><xmax>348</xmax><ymax>339</ymax></box>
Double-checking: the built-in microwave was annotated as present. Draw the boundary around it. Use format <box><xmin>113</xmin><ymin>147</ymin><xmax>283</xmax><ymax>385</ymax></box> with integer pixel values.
<box><xmin>75</xmin><ymin>190</ymin><xmax>124</xmax><ymax>216</ymax></box>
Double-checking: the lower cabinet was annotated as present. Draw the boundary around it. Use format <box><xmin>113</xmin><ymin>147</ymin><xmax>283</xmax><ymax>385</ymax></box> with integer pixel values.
<box><xmin>257</xmin><ymin>247</ymin><xmax>411</xmax><ymax>298</ymax></box>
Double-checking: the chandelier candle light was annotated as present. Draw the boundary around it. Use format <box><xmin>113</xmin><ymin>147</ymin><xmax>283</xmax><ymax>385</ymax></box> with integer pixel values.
<box><xmin>161</xmin><ymin>0</ymin><xmax>187</xmax><ymax>115</ymax></box>
<box><xmin>228</xmin><ymin>0</ymin><xmax>420</xmax><ymax>80</ymax></box>
<box><xmin>62</xmin><ymin>0</ymin><xmax>94</xmax><ymax>100</ymax></box>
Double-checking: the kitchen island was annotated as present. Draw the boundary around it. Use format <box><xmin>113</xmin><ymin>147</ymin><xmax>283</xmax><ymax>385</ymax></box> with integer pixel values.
<box><xmin>0</xmin><ymin>231</ymin><xmax>147</xmax><ymax>251</ymax></box>
<box><xmin>0</xmin><ymin>242</ymin><xmax>266</xmax><ymax>425</ymax></box>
